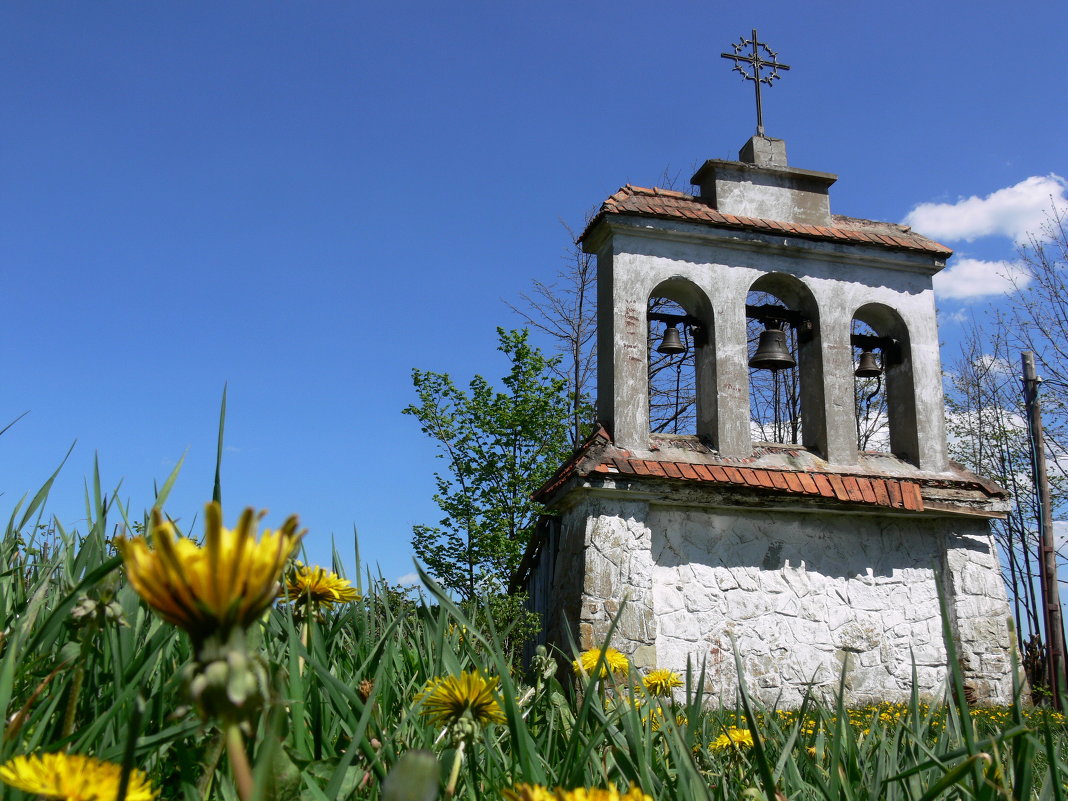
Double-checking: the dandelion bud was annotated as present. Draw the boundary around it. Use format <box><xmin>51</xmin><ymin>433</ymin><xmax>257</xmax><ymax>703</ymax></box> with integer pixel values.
<box><xmin>358</xmin><ymin>678</ymin><xmax>375</xmax><ymax>703</ymax></box>
<box><xmin>532</xmin><ymin>645</ymin><xmax>557</xmax><ymax>682</ymax></box>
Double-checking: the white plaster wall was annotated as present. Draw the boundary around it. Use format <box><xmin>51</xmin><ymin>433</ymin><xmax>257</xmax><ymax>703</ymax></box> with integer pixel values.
<box><xmin>648</xmin><ymin>506</ymin><xmax>957</xmax><ymax>706</ymax></box>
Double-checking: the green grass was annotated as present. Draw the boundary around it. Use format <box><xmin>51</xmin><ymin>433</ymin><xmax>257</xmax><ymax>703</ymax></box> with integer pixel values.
<box><xmin>1</xmin><ymin>467</ymin><xmax>1066</xmax><ymax>800</ymax></box>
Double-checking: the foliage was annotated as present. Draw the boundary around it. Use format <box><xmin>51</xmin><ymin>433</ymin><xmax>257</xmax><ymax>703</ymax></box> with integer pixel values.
<box><xmin>3</xmin><ymin>470</ymin><xmax>1068</xmax><ymax>800</ymax></box>
<box><xmin>403</xmin><ymin>327</ymin><xmax>574</xmax><ymax>601</ymax></box>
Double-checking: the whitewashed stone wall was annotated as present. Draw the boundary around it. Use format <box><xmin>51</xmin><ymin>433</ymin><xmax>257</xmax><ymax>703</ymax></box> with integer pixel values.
<box><xmin>556</xmin><ymin>495</ymin><xmax>1016</xmax><ymax>707</ymax></box>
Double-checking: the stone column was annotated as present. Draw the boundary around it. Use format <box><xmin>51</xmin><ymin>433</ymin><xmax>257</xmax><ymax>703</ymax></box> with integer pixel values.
<box><xmin>816</xmin><ymin>305</ymin><xmax>860</xmax><ymax>465</ymax></box>
<box><xmin>940</xmin><ymin>521</ymin><xmax>1017</xmax><ymax>704</ymax></box>
<box><xmin>596</xmin><ymin>250</ymin><xmax>650</xmax><ymax>450</ymax></box>
<box><xmin>578</xmin><ymin>499</ymin><xmax>657</xmax><ymax>668</ymax></box>
<box><xmin>713</xmin><ymin>286</ymin><xmax>753</xmax><ymax>457</ymax></box>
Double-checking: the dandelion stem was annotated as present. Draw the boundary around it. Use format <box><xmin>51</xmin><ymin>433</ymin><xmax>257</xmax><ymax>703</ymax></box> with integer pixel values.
<box><xmin>445</xmin><ymin>737</ymin><xmax>466</xmax><ymax>799</ymax></box>
<box><xmin>299</xmin><ymin>618</ymin><xmax>308</xmax><ymax>677</ymax></box>
<box><xmin>196</xmin><ymin>730</ymin><xmax>226</xmax><ymax>799</ymax></box>
<box><xmin>299</xmin><ymin>593</ymin><xmax>312</xmax><ymax>677</ymax></box>
<box><xmin>60</xmin><ymin>657</ymin><xmax>85</xmax><ymax>740</ymax></box>
<box><xmin>225</xmin><ymin>723</ymin><xmax>255</xmax><ymax>801</ymax></box>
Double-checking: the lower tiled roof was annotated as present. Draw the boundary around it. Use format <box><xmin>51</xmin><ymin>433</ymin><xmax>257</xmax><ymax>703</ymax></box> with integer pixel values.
<box><xmin>535</xmin><ymin>426</ymin><xmax>1005</xmax><ymax>516</ymax></box>
<box><xmin>587</xmin><ymin>454</ymin><xmax>923</xmax><ymax>511</ymax></box>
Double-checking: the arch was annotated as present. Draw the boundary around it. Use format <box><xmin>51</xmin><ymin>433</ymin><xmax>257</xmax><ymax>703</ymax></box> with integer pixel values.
<box><xmin>851</xmin><ymin>302</ymin><xmax>918</xmax><ymax>465</ymax></box>
<box><xmin>647</xmin><ymin>277</ymin><xmax>716</xmax><ymax>441</ymax></box>
<box><xmin>745</xmin><ymin>273</ymin><xmax>828</xmax><ymax>453</ymax></box>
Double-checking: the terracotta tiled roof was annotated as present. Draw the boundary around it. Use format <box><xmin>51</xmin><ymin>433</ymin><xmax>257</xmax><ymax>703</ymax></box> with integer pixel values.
<box><xmin>586</xmin><ymin>453</ymin><xmax>924</xmax><ymax>511</ymax></box>
<box><xmin>580</xmin><ymin>185</ymin><xmax>952</xmax><ymax>258</ymax></box>
<box><xmin>535</xmin><ymin>426</ymin><xmax>1006</xmax><ymax>516</ymax></box>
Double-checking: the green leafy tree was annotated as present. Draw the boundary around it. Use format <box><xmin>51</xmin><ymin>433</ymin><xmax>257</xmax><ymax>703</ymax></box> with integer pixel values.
<box><xmin>403</xmin><ymin>328</ymin><xmax>575</xmax><ymax>603</ymax></box>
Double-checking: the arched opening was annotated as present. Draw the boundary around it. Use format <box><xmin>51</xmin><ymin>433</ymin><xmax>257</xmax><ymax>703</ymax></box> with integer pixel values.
<box><xmin>852</xmin><ymin>303</ymin><xmax>917</xmax><ymax>464</ymax></box>
<box><xmin>852</xmin><ymin>317</ymin><xmax>889</xmax><ymax>452</ymax></box>
<box><xmin>647</xmin><ymin>278</ymin><xmax>714</xmax><ymax>439</ymax></box>
<box><xmin>746</xmin><ymin>274</ymin><xmax>822</xmax><ymax>450</ymax></box>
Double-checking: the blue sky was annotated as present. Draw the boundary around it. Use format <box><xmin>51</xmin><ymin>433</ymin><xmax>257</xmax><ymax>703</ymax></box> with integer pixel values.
<box><xmin>1</xmin><ymin>2</ymin><xmax>1066</xmax><ymax>584</ymax></box>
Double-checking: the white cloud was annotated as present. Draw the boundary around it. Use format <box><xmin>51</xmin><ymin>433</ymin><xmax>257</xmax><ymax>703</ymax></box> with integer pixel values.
<box><xmin>1054</xmin><ymin>520</ymin><xmax>1068</xmax><ymax>553</ymax></box>
<box><xmin>904</xmin><ymin>174</ymin><xmax>1068</xmax><ymax>246</ymax></box>
<box><xmin>972</xmin><ymin>353</ymin><xmax>1015</xmax><ymax>376</ymax></box>
<box><xmin>933</xmin><ymin>258</ymin><xmax>1031</xmax><ymax>300</ymax></box>
<box><xmin>394</xmin><ymin>571</ymin><xmax>420</xmax><ymax>586</ymax></box>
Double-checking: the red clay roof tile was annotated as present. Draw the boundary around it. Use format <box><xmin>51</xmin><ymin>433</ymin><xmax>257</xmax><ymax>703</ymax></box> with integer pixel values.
<box><xmin>769</xmin><ymin>471</ymin><xmax>790</xmax><ymax>491</ymax></box>
<box><xmin>872</xmin><ymin>479</ymin><xmax>891</xmax><ymax>506</ymax></box>
<box><xmin>797</xmin><ymin>472</ymin><xmax>819</xmax><ymax>494</ymax></box>
<box><xmin>704</xmin><ymin>463</ymin><xmax>730</xmax><ymax>482</ymax></box>
<box><xmin>842</xmin><ymin>476</ymin><xmax>864</xmax><ymax>503</ymax></box>
<box><xmin>677</xmin><ymin>462</ymin><xmax>700</xmax><ymax>480</ymax></box>
<box><xmin>754</xmin><ymin>469</ymin><xmax>776</xmax><ymax>489</ymax></box>
<box><xmin>812</xmin><ymin>473</ymin><xmax>835</xmax><ymax>497</ymax></box>
<box><xmin>857</xmin><ymin>477</ymin><xmax>877</xmax><ymax>504</ymax></box>
<box><xmin>886</xmin><ymin>481</ymin><xmax>903</xmax><ymax>508</ymax></box>
<box><xmin>722</xmin><ymin>466</ymin><xmax>745</xmax><ymax>484</ymax></box>
<box><xmin>827</xmin><ymin>474</ymin><xmax>850</xmax><ymax>502</ymax></box>
<box><xmin>739</xmin><ymin>468</ymin><xmax>761</xmax><ymax>487</ymax></box>
<box><xmin>693</xmin><ymin>464</ymin><xmax>717</xmax><ymax>482</ymax></box>
<box><xmin>642</xmin><ymin>460</ymin><xmax>667</xmax><ymax>477</ymax></box>
<box><xmin>783</xmin><ymin>472</ymin><xmax>804</xmax><ymax>492</ymax></box>
<box><xmin>902</xmin><ymin>482</ymin><xmax>924</xmax><ymax>511</ymax></box>
<box><xmin>661</xmin><ymin>461</ymin><xmax>684</xmax><ymax>479</ymax></box>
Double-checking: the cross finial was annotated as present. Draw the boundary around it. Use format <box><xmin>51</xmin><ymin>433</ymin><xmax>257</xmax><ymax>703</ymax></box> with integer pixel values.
<box><xmin>720</xmin><ymin>29</ymin><xmax>790</xmax><ymax>137</ymax></box>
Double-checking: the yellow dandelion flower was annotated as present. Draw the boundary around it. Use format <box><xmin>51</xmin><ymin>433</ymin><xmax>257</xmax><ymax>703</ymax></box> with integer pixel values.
<box><xmin>572</xmin><ymin>647</ymin><xmax>629</xmax><ymax>678</ymax></box>
<box><xmin>641</xmin><ymin>668</ymin><xmax>683</xmax><ymax>697</ymax></box>
<box><xmin>642</xmin><ymin>706</ymin><xmax>664</xmax><ymax>728</ymax></box>
<box><xmin>284</xmin><ymin>563</ymin><xmax>359</xmax><ymax>608</ymax></box>
<box><xmin>0</xmin><ymin>752</ymin><xmax>156</xmax><ymax>801</ymax></box>
<box><xmin>115</xmin><ymin>503</ymin><xmax>302</xmax><ymax>641</ymax></box>
<box><xmin>504</xmin><ymin>784</ymin><xmax>558</xmax><ymax>801</ymax></box>
<box><xmin>710</xmin><ymin>726</ymin><xmax>755</xmax><ymax>751</ymax></box>
<box><xmin>646</xmin><ymin>709</ymin><xmax>687</xmax><ymax>731</ymax></box>
<box><xmin>557</xmin><ymin>785</ymin><xmax>653</xmax><ymax>801</ymax></box>
<box><xmin>418</xmin><ymin>671</ymin><xmax>506</xmax><ymax>727</ymax></box>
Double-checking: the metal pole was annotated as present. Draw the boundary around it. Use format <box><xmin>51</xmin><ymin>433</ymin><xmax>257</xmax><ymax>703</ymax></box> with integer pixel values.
<box><xmin>751</xmin><ymin>30</ymin><xmax>764</xmax><ymax>136</ymax></box>
<box><xmin>1023</xmin><ymin>350</ymin><xmax>1066</xmax><ymax>708</ymax></box>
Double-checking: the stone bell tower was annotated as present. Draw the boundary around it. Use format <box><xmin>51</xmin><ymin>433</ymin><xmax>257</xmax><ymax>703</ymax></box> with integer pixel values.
<box><xmin>513</xmin><ymin>129</ymin><xmax>1018</xmax><ymax>706</ymax></box>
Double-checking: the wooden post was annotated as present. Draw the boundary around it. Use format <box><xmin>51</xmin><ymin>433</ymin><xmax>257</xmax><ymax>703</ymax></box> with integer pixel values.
<box><xmin>1022</xmin><ymin>350</ymin><xmax>1066</xmax><ymax>708</ymax></box>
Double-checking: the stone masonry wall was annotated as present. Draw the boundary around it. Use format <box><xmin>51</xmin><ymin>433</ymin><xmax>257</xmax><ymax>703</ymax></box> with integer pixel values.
<box><xmin>940</xmin><ymin>522</ymin><xmax>1017</xmax><ymax>704</ymax></box>
<box><xmin>560</xmin><ymin>496</ymin><xmax>1015</xmax><ymax>707</ymax></box>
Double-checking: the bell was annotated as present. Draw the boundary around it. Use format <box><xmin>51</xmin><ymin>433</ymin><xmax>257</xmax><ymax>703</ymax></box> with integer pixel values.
<box><xmin>748</xmin><ymin>327</ymin><xmax>796</xmax><ymax>371</ymax></box>
<box><xmin>854</xmin><ymin>350</ymin><xmax>882</xmax><ymax>378</ymax></box>
<box><xmin>657</xmin><ymin>324</ymin><xmax>686</xmax><ymax>355</ymax></box>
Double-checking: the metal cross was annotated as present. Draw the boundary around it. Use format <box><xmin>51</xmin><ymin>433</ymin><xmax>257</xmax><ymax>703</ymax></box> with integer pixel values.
<box><xmin>720</xmin><ymin>29</ymin><xmax>790</xmax><ymax>137</ymax></box>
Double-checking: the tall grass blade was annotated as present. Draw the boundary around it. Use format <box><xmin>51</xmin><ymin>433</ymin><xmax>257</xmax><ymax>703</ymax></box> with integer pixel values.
<box><xmin>213</xmin><ymin>383</ymin><xmax>227</xmax><ymax>506</ymax></box>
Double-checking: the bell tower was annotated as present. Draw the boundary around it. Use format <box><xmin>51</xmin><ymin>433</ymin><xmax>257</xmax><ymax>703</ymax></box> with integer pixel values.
<box><xmin>514</xmin><ymin>35</ymin><xmax>1017</xmax><ymax>706</ymax></box>
<box><xmin>590</xmin><ymin>134</ymin><xmax>947</xmax><ymax>471</ymax></box>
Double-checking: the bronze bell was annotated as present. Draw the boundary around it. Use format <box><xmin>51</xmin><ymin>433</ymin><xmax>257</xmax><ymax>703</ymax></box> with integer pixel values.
<box><xmin>854</xmin><ymin>350</ymin><xmax>882</xmax><ymax>378</ymax></box>
<box><xmin>749</xmin><ymin>326</ymin><xmax>796</xmax><ymax>371</ymax></box>
<box><xmin>657</xmin><ymin>324</ymin><xmax>686</xmax><ymax>355</ymax></box>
